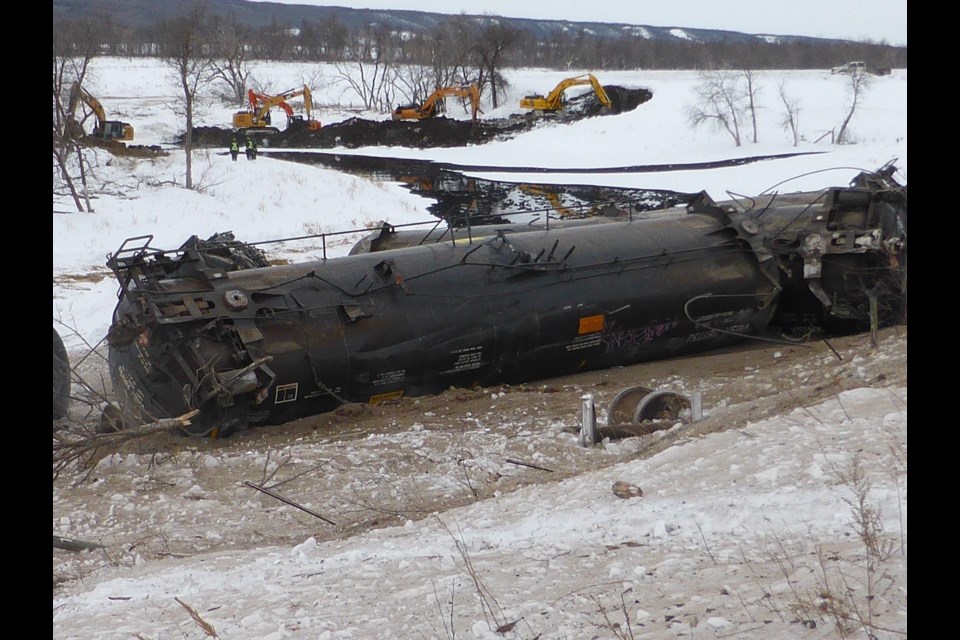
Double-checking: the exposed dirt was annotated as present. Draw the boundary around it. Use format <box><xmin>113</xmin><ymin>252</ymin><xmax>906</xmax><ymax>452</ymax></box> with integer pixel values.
<box><xmin>188</xmin><ymin>85</ymin><xmax>653</xmax><ymax>150</ymax></box>
<box><xmin>54</xmin><ymin>324</ymin><xmax>906</xmax><ymax>586</ymax></box>
<box><xmin>77</xmin><ymin>136</ymin><xmax>166</xmax><ymax>157</ymax></box>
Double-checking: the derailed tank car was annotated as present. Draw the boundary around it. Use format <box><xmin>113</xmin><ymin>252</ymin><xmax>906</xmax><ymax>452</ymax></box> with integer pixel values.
<box><xmin>105</xmin><ymin>166</ymin><xmax>906</xmax><ymax>436</ymax></box>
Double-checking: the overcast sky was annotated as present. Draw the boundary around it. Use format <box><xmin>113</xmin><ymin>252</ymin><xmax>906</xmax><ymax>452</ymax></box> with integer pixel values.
<box><xmin>248</xmin><ymin>0</ymin><xmax>907</xmax><ymax>46</ymax></box>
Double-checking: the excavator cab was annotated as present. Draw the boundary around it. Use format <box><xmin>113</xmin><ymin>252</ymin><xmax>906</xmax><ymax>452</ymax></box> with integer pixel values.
<box><xmin>96</xmin><ymin>120</ymin><xmax>135</xmax><ymax>142</ymax></box>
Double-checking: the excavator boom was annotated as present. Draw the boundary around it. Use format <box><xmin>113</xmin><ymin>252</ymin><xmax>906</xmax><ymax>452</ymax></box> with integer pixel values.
<box><xmin>392</xmin><ymin>84</ymin><xmax>480</xmax><ymax>121</ymax></box>
<box><xmin>247</xmin><ymin>89</ymin><xmax>295</xmax><ymax>119</ymax></box>
<box><xmin>66</xmin><ymin>82</ymin><xmax>135</xmax><ymax>142</ymax></box>
<box><xmin>233</xmin><ymin>85</ymin><xmax>321</xmax><ymax>134</ymax></box>
<box><xmin>520</xmin><ymin>74</ymin><xmax>611</xmax><ymax>111</ymax></box>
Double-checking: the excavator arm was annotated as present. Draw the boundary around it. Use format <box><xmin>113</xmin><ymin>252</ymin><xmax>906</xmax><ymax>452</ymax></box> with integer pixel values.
<box><xmin>392</xmin><ymin>84</ymin><xmax>480</xmax><ymax>121</ymax></box>
<box><xmin>249</xmin><ymin>89</ymin><xmax>295</xmax><ymax>120</ymax></box>
<box><xmin>520</xmin><ymin>74</ymin><xmax>611</xmax><ymax>111</ymax></box>
<box><xmin>588</xmin><ymin>75</ymin><xmax>612</xmax><ymax>109</ymax></box>
<box><xmin>66</xmin><ymin>82</ymin><xmax>135</xmax><ymax>142</ymax></box>
<box><xmin>233</xmin><ymin>85</ymin><xmax>321</xmax><ymax>133</ymax></box>
<box><xmin>417</xmin><ymin>91</ymin><xmax>446</xmax><ymax>119</ymax></box>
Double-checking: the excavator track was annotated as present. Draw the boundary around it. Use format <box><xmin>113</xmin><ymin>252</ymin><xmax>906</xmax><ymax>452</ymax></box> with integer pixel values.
<box><xmin>237</xmin><ymin>127</ymin><xmax>280</xmax><ymax>136</ymax></box>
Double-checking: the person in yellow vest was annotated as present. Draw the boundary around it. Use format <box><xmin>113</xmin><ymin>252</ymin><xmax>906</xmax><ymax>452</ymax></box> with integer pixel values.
<box><xmin>229</xmin><ymin>137</ymin><xmax>239</xmax><ymax>161</ymax></box>
<box><xmin>245</xmin><ymin>136</ymin><xmax>256</xmax><ymax>160</ymax></box>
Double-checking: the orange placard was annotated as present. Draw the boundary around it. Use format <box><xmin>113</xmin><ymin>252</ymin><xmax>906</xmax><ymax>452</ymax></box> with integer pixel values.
<box><xmin>369</xmin><ymin>390</ymin><xmax>404</xmax><ymax>405</ymax></box>
<box><xmin>578</xmin><ymin>314</ymin><xmax>604</xmax><ymax>335</ymax></box>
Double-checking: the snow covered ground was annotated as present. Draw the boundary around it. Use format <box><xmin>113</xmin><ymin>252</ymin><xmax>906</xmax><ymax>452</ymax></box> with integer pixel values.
<box><xmin>53</xmin><ymin>57</ymin><xmax>907</xmax><ymax>639</ymax></box>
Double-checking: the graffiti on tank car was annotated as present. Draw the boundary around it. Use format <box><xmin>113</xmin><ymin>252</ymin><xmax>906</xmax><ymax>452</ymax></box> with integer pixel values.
<box><xmin>304</xmin><ymin>384</ymin><xmax>342</xmax><ymax>400</ymax></box>
<box><xmin>683</xmin><ymin>323</ymin><xmax>751</xmax><ymax>344</ymax></box>
<box><xmin>601</xmin><ymin>320</ymin><xmax>680</xmax><ymax>353</ymax></box>
<box><xmin>692</xmin><ymin>310</ymin><xmax>738</xmax><ymax>323</ymax></box>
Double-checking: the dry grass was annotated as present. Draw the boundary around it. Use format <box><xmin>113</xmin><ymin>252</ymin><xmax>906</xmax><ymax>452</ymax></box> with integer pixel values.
<box><xmin>756</xmin><ymin>452</ymin><xmax>907</xmax><ymax>638</ymax></box>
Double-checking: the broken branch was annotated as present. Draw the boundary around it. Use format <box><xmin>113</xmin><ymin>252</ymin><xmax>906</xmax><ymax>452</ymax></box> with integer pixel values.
<box><xmin>505</xmin><ymin>458</ymin><xmax>554</xmax><ymax>472</ymax></box>
<box><xmin>244</xmin><ymin>481</ymin><xmax>337</xmax><ymax>526</ymax></box>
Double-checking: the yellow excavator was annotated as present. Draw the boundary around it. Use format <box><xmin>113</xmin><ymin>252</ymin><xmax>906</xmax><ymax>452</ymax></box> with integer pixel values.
<box><xmin>233</xmin><ymin>85</ymin><xmax>321</xmax><ymax>134</ymax></box>
<box><xmin>520</xmin><ymin>74</ymin><xmax>612</xmax><ymax>111</ymax></box>
<box><xmin>392</xmin><ymin>84</ymin><xmax>481</xmax><ymax>121</ymax></box>
<box><xmin>66</xmin><ymin>82</ymin><xmax>135</xmax><ymax>142</ymax></box>
<box><xmin>519</xmin><ymin>184</ymin><xmax>614</xmax><ymax>219</ymax></box>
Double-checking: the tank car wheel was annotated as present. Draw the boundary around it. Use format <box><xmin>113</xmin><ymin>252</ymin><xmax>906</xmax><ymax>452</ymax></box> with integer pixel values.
<box><xmin>606</xmin><ymin>385</ymin><xmax>653</xmax><ymax>427</ymax></box>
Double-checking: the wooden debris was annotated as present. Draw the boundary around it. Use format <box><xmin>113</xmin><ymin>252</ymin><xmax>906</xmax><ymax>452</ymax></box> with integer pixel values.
<box><xmin>53</xmin><ymin>535</ymin><xmax>104</xmax><ymax>552</ymax></box>
<box><xmin>505</xmin><ymin>458</ymin><xmax>554</xmax><ymax>472</ymax></box>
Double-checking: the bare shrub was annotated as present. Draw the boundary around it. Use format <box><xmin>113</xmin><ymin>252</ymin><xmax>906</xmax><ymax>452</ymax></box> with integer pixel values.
<box><xmin>755</xmin><ymin>453</ymin><xmax>906</xmax><ymax>638</ymax></box>
<box><xmin>778</xmin><ymin>81</ymin><xmax>801</xmax><ymax>146</ymax></box>
<box><xmin>836</xmin><ymin>69</ymin><xmax>871</xmax><ymax>144</ymax></box>
<box><xmin>686</xmin><ymin>70</ymin><xmax>747</xmax><ymax>146</ymax></box>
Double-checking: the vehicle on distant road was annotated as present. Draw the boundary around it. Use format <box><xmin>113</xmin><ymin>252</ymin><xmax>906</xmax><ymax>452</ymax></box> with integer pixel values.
<box><xmin>831</xmin><ymin>61</ymin><xmax>866</xmax><ymax>74</ymax></box>
<box><xmin>831</xmin><ymin>61</ymin><xmax>892</xmax><ymax>77</ymax></box>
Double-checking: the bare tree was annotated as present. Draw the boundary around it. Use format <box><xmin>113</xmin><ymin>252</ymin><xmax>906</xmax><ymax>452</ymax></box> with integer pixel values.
<box><xmin>389</xmin><ymin>16</ymin><xmax>479</xmax><ymax>109</ymax></box>
<box><xmin>53</xmin><ymin>17</ymin><xmax>103</xmax><ymax>213</ymax></box>
<box><xmin>159</xmin><ymin>1</ymin><xmax>213</xmax><ymax>190</ymax></box>
<box><xmin>777</xmin><ymin>81</ymin><xmax>801</xmax><ymax>147</ymax></box>
<box><xmin>208</xmin><ymin>16</ymin><xmax>254</xmax><ymax>105</ymax></box>
<box><xmin>835</xmin><ymin>68</ymin><xmax>871</xmax><ymax>144</ymax></box>
<box><xmin>686</xmin><ymin>70</ymin><xmax>746</xmax><ymax>147</ymax></box>
<box><xmin>741</xmin><ymin>69</ymin><xmax>761</xmax><ymax>143</ymax></box>
<box><xmin>428</xmin><ymin>18</ymin><xmax>474</xmax><ymax>85</ymax></box>
<box><xmin>388</xmin><ymin>15</ymin><xmax>518</xmax><ymax>113</ymax></box>
<box><xmin>391</xmin><ymin>64</ymin><xmax>437</xmax><ymax>109</ymax></box>
<box><xmin>334</xmin><ymin>59</ymin><xmax>396</xmax><ymax>111</ymax></box>
<box><xmin>470</xmin><ymin>21</ymin><xmax>519</xmax><ymax>109</ymax></box>
<box><xmin>334</xmin><ymin>25</ymin><xmax>397</xmax><ymax>111</ymax></box>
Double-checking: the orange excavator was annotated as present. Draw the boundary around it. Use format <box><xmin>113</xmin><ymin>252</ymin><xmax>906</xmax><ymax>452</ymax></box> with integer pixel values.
<box><xmin>392</xmin><ymin>84</ymin><xmax>481</xmax><ymax>121</ymax></box>
<box><xmin>232</xmin><ymin>85</ymin><xmax>321</xmax><ymax>134</ymax></box>
<box><xmin>520</xmin><ymin>74</ymin><xmax>611</xmax><ymax>111</ymax></box>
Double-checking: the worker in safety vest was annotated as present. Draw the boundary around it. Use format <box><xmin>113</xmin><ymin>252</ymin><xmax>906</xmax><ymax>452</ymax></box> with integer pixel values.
<box><xmin>245</xmin><ymin>137</ymin><xmax>256</xmax><ymax>160</ymax></box>
<box><xmin>229</xmin><ymin>137</ymin><xmax>239</xmax><ymax>161</ymax></box>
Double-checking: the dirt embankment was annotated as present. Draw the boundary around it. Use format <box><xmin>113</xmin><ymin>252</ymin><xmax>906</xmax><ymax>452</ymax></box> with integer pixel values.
<box><xmin>188</xmin><ymin>85</ymin><xmax>653</xmax><ymax>150</ymax></box>
<box><xmin>77</xmin><ymin>136</ymin><xmax>166</xmax><ymax>158</ymax></box>
<box><xmin>53</xmin><ymin>325</ymin><xmax>906</xmax><ymax>590</ymax></box>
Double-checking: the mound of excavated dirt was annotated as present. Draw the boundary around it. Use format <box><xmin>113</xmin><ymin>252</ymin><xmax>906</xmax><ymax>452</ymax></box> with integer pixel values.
<box><xmin>78</xmin><ymin>136</ymin><xmax>166</xmax><ymax>158</ymax></box>
<box><xmin>559</xmin><ymin>85</ymin><xmax>653</xmax><ymax>120</ymax></box>
<box><xmin>188</xmin><ymin>85</ymin><xmax>654</xmax><ymax>150</ymax></box>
